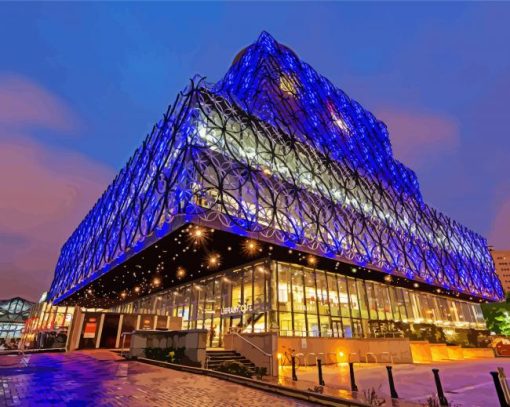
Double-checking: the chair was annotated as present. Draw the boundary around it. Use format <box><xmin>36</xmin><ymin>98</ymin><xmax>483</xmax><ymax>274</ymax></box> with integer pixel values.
<box><xmin>365</xmin><ymin>352</ymin><xmax>378</xmax><ymax>363</ymax></box>
<box><xmin>380</xmin><ymin>352</ymin><xmax>392</xmax><ymax>364</ymax></box>
<box><xmin>305</xmin><ymin>352</ymin><xmax>317</xmax><ymax>366</ymax></box>
<box><xmin>326</xmin><ymin>352</ymin><xmax>337</xmax><ymax>364</ymax></box>
<box><xmin>295</xmin><ymin>352</ymin><xmax>305</xmax><ymax>367</ymax></box>
<box><xmin>349</xmin><ymin>352</ymin><xmax>360</xmax><ymax>363</ymax></box>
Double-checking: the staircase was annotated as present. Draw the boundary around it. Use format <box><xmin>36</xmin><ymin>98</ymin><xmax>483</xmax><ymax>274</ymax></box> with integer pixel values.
<box><xmin>205</xmin><ymin>349</ymin><xmax>256</xmax><ymax>374</ymax></box>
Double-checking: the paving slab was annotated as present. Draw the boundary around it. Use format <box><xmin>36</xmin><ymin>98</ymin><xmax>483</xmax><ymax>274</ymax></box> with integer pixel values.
<box><xmin>0</xmin><ymin>351</ymin><xmax>313</xmax><ymax>407</ymax></box>
<box><xmin>278</xmin><ymin>358</ymin><xmax>510</xmax><ymax>406</ymax></box>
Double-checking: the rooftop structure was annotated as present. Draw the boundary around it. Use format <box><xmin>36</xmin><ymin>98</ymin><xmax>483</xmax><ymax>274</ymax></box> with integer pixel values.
<box><xmin>0</xmin><ymin>297</ymin><xmax>34</xmax><ymax>341</ymax></box>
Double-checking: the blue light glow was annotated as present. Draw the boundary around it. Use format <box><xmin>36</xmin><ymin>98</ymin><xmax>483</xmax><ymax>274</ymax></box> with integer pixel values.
<box><xmin>48</xmin><ymin>32</ymin><xmax>504</xmax><ymax>304</ymax></box>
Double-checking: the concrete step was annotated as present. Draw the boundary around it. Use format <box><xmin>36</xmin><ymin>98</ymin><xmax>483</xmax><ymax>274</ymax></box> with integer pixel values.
<box><xmin>206</xmin><ymin>351</ymin><xmax>240</xmax><ymax>356</ymax></box>
<box><xmin>205</xmin><ymin>349</ymin><xmax>257</xmax><ymax>374</ymax></box>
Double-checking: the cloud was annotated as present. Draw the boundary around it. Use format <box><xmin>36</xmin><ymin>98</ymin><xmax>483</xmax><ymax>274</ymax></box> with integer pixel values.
<box><xmin>376</xmin><ymin>106</ymin><xmax>460</xmax><ymax>168</ymax></box>
<box><xmin>0</xmin><ymin>74</ymin><xmax>78</xmax><ymax>133</ymax></box>
<box><xmin>489</xmin><ymin>196</ymin><xmax>510</xmax><ymax>250</ymax></box>
<box><xmin>0</xmin><ymin>135</ymin><xmax>113</xmax><ymax>301</ymax></box>
<box><xmin>0</xmin><ymin>74</ymin><xmax>113</xmax><ymax>301</ymax></box>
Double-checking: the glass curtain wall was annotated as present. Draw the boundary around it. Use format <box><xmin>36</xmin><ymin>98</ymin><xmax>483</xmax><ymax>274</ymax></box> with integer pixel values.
<box><xmin>124</xmin><ymin>260</ymin><xmax>487</xmax><ymax>342</ymax></box>
<box><xmin>129</xmin><ymin>261</ymin><xmax>272</xmax><ymax>346</ymax></box>
<box><xmin>274</xmin><ymin>262</ymin><xmax>486</xmax><ymax>338</ymax></box>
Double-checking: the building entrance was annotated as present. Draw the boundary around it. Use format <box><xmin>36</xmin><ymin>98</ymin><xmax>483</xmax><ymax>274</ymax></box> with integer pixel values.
<box><xmin>223</xmin><ymin>315</ymin><xmax>243</xmax><ymax>334</ymax></box>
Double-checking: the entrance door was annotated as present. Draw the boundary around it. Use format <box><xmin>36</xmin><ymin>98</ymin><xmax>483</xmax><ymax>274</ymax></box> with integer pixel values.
<box><xmin>100</xmin><ymin>314</ymin><xmax>120</xmax><ymax>349</ymax></box>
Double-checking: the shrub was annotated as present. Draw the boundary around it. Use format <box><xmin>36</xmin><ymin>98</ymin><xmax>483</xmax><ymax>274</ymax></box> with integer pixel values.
<box><xmin>216</xmin><ymin>361</ymin><xmax>252</xmax><ymax>378</ymax></box>
<box><xmin>362</xmin><ymin>387</ymin><xmax>385</xmax><ymax>406</ymax></box>
<box><xmin>144</xmin><ymin>346</ymin><xmax>186</xmax><ymax>364</ymax></box>
<box><xmin>254</xmin><ymin>366</ymin><xmax>267</xmax><ymax>380</ymax></box>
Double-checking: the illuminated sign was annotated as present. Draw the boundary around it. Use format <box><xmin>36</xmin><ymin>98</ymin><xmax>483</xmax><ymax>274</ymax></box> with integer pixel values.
<box><xmin>221</xmin><ymin>304</ymin><xmax>253</xmax><ymax>316</ymax></box>
<box><xmin>83</xmin><ymin>317</ymin><xmax>97</xmax><ymax>339</ymax></box>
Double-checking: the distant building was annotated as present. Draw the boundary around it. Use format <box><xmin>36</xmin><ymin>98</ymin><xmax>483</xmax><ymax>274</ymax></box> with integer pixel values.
<box><xmin>0</xmin><ymin>297</ymin><xmax>34</xmax><ymax>342</ymax></box>
<box><xmin>491</xmin><ymin>250</ymin><xmax>510</xmax><ymax>294</ymax></box>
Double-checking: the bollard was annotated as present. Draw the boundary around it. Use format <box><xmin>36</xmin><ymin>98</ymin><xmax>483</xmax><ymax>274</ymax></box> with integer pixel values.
<box><xmin>317</xmin><ymin>358</ymin><xmax>325</xmax><ymax>386</ymax></box>
<box><xmin>432</xmin><ymin>368</ymin><xmax>448</xmax><ymax>407</ymax></box>
<box><xmin>491</xmin><ymin>371</ymin><xmax>510</xmax><ymax>407</ymax></box>
<box><xmin>291</xmin><ymin>355</ymin><xmax>298</xmax><ymax>381</ymax></box>
<box><xmin>386</xmin><ymin>366</ymin><xmax>399</xmax><ymax>399</ymax></box>
<box><xmin>349</xmin><ymin>361</ymin><xmax>358</xmax><ymax>392</ymax></box>
<box><xmin>498</xmin><ymin>367</ymin><xmax>510</xmax><ymax>404</ymax></box>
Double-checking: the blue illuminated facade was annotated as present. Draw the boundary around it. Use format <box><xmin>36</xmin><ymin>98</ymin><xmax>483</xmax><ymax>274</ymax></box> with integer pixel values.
<box><xmin>48</xmin><ymin>32</ymin><xmax>503</xmax><ymax>305</ymax></box>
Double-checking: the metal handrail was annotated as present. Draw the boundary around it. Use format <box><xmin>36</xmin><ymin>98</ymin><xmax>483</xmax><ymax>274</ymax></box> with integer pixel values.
<box><xmin>120</xmin><ymin>332</ymin><xmax>133</xmax><ymax>358</ymax></box>
<box><xmin>231</xmin><ymin>332</ymin><xmax>273</xmax><ymax>376</ymax></box>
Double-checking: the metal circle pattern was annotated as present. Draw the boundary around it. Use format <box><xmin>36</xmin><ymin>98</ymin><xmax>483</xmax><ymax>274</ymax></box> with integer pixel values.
<box><xmin>48</xmin><ymin>33</ymin><xmax>503</xmax><ymax>304</ymax></box>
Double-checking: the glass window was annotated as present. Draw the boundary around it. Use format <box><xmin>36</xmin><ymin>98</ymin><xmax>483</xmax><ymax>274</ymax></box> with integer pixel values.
<box><xmin>365</xmin><ymin>282</ymin><xmax>378</xmax><ymax>320</ymax></box>
<box><xmin>303</xmin><ymin>269</ymin><xmax>317</xmax><ymax>315</ymax></box>
<box><xmin>357</xmin><ymin>280</ymin><xmax>369</xmax><ymax>320</ymax></box>
<box><xmin>402</xmin><ymin>290</ymin><xmax>414</xmax><ymax>321</ymax></box>
<box><xmin>342</xmin><ymin>317</ymin><xmax>353</xmax><ymax>338</ymax></box>
<box><xmin>279</xmin><ymin>312</ymin><xmax>293</xmax><ymax>336</ymax></box>
<box><xmin>388</xmin><ymin>287</ymin><xmax>401</xmax><ymax>321</ymax></box>
<box><xmin>316</xmin><ymin>271</ymin><xmax>330</xmax><ymax>316</ymax></box>
<box><xmin>374</xmin><ymin>284</ymin><xmax>387</xmax><ymax>320</ymax></box>
<box><xmin>292</xmin><ymin>268</ymin><xmax>306</xmax><ymax>314</ymax></box>
<box><xmin>408</xmin><ymin>291</ymin><xmax>422</xmax><ymax>321</ymax></box>
<box><xmin>437</xmin><ymin>297</ymin><xmax>451</xmax><ymax>322</ymax></box>
<box><xmin>338</xmin><ymin>276</ymin><xmax>350</xmax><ymax>318</ymax></box>
<box><xmin>347</xmin><ymin>278</ymin><xmax>360</xmax><ymax>318</ymax></box>
<box><xmin>327</xmin><ymin>273</ymin><xmax>340</xmax><ymax>317</ymax></box>
<box><xmin>382</xmin><ymin>286</ymin><xmax>393</xmax><ymax>320</ymax></box>
<box><xmin>277</xmin><ymin>264</ymin><xmax>292</xmax><ymax>312</ymax></box>
<box><xmin>253</xmin><ymin>266</ymin><xmax>267</xmax><ymax>313</ymax></box>
<box><xmin>293</xmin><ymin>312</ymin><xmax>307</xmax><ymax>337</ymax></box>
<box><xmin>424</xmin><ymin>294</ymin><xmax>434</xmax><ymax>321</ymax></box>
<box><xmin>307</xmin><ymin>314</ymin><xmax>319</xmax><ymax>337</ymax></box>
<box><xmin>316</xmin><ymin>271</ymin><xmax>332</xmax><ymax>336</ymax></box>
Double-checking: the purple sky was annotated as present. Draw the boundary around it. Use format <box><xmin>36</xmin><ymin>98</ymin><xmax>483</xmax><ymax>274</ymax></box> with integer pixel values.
<box><xmin>1</xmin><ymin>3</ymin><xmax>509</xmax><ymax>301</ymax></box>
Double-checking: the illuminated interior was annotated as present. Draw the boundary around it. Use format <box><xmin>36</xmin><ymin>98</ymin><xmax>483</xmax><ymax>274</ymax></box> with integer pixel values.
<box><xmin>111</xmin><ymin>259</ymin><xmax>486</xmax><ymax>347</ymax></box>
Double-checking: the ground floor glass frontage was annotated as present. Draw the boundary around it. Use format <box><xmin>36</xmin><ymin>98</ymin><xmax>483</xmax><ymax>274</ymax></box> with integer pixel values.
<box><xmin>21</xmin><ymin>302</ymin><xmax>75</xmax><ymax>349</ymax></box>
<box><xmin>115</xmin><ymin>260</ymin><xmax>486</xmax><ymax>346</ymax></box>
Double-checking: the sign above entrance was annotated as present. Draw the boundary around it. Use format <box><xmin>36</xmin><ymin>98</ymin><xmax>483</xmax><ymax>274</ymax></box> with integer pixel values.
<box><xmin>221</xmin><ymin>304</ymin><xmax>253</xmax><ymax>316</ymax></box>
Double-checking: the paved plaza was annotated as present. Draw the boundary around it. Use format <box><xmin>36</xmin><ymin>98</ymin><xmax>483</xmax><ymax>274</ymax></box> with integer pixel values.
<box><xmin>279</xmin><ymin>358</ymin><xmax>510</xmax><ymax>406</ymax></box>
<box><xmin>2</xmin><ymin>350</ymin><xmax>509</xmax><ymax>406</ymax></box>
<box><xmin>0</xmin><ymin>351</ymin><xmax>313</xmax><ymax>407</ymax></box>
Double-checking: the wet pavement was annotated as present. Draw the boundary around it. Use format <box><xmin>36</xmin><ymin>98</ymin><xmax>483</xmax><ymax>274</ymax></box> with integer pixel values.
<box><xmin>278</xmin><ymin>358</ymin><xmax>510</xmax><ymax>406</ymax></box>
<box><xmin>0</xmin><ymin>351</ymin><xmax>313</xmax><ymax>406</ymax></box>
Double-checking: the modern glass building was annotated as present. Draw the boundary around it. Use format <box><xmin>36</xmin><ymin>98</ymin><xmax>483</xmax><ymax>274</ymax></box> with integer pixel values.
<box><xmin>46</xmin><ymin>33</ymin><xmax>503</xmax><ymax>349</ymax></box>
<box><xmin>114</xmin><ymin>257</ymin><xmax>486</xmax><ymax>347</ymax></box>
<box><xmin>0</xmin><ymin>297</ymin><xmax>34</xmax><ymax>343</ymax></box>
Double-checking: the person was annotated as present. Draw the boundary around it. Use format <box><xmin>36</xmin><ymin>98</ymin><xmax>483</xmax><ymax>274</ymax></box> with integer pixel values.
<box><xmin>209</xmin><ymin>324</ymin><xmax>216</xmax><ymax>348</ymax></box>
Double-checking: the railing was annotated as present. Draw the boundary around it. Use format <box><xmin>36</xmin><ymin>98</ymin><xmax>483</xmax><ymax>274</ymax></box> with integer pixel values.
<box><xmin>120</xmin><ymin>332</ymin><xmax>133</xmax><ymax>358</ymax></box>
<box><xmin>372</xmin><ymin>331</ymin><xmax>405</xmax><ymax>339</ymax></box>
<box><xmin>231</xmin><ymin>332</ymin><xmax>274</xmax><ymax>376</ymax></box>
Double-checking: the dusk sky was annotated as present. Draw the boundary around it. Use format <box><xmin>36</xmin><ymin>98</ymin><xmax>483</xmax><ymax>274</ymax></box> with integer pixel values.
<box><xmin>1</xmin><ymin>2</ymin><xmax>509</xmax><ymax>301</ymax></box>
